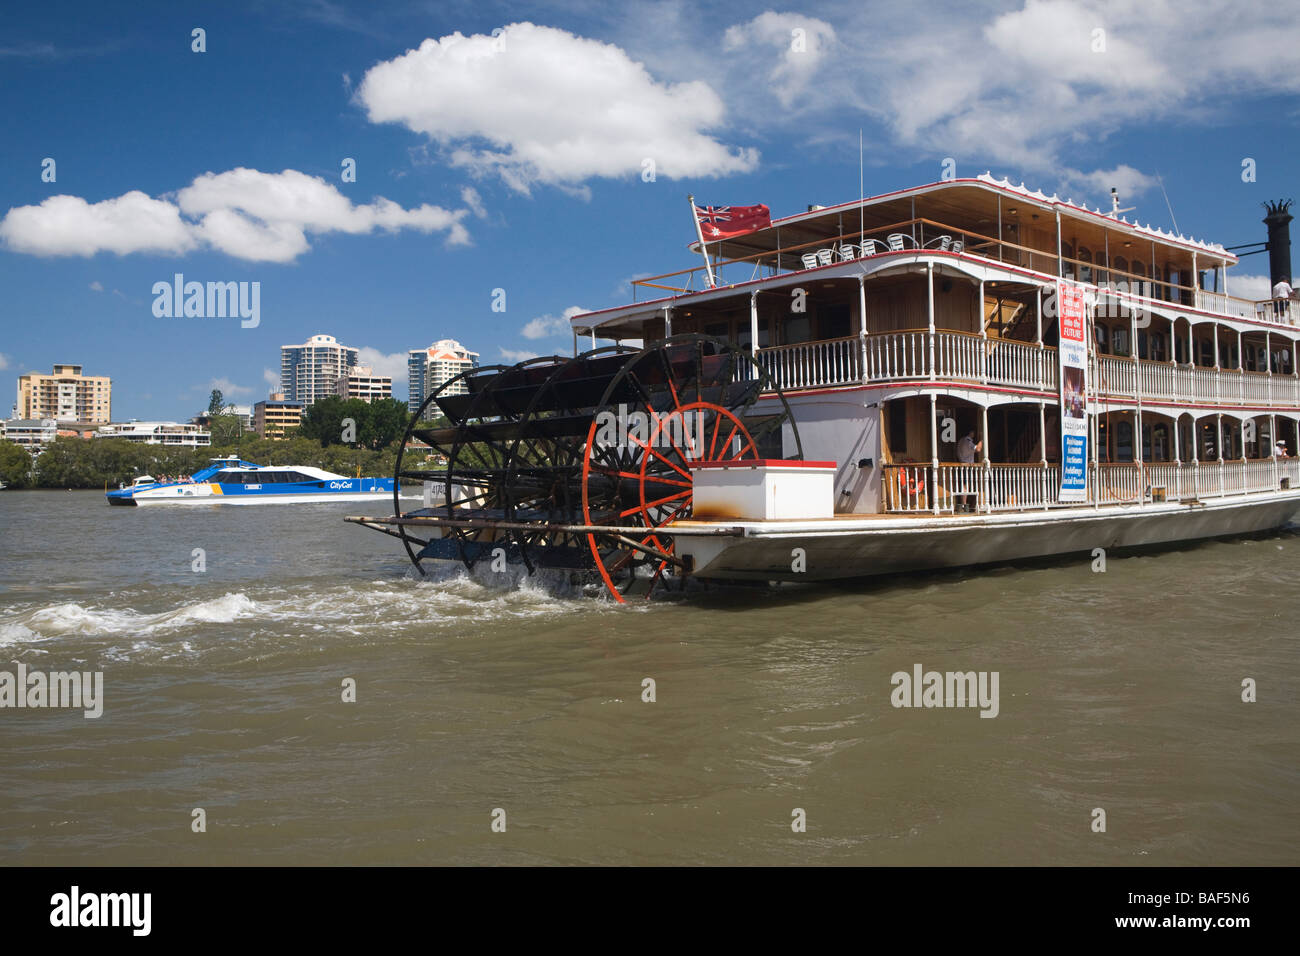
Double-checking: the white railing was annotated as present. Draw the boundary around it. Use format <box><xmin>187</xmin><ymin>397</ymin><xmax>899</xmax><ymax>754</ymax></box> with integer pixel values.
<box><xmin>864</xmin><ymin>331</ymin><xmax>928</xmax><ymax>381</ymax></box>
<box><xmin>882</xmin><ymin>458</ymin><xmax>1300</xmax><ymax>514</ymax></box>
<box><xmin>988</xmin><ymin>338</ymin><xmax>1055</xmax><ymax>390</ymax></box>
<box><xmin>757</xmin><ymin>330</ymin><xmax>1300</xmax><ymax>409</ymax></box>
<box><xmin>754</xmin><ymin>336</ymin><xmax>860</xmax><ymax>389</ymax></box>
<box><xmin>1095</xmin><ymin>463</ymin><xmax>1143</xmax><ymax>503</ymax></box>
<box><xmin>883</xmin><ymin>464</ymin><xmax>932</xmax><ymax>512</ymax></box>
<box><xmin>984</xmin><ymin>464</ymin><xmax>1057</xmax><ymax>511</ymax></box>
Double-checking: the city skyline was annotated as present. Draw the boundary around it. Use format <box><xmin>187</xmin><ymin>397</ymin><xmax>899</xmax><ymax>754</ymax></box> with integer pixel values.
<box><xmin>2</xmin><ymin>1</ymin><xmax>1298</xmax><ymax>421</ymax></box>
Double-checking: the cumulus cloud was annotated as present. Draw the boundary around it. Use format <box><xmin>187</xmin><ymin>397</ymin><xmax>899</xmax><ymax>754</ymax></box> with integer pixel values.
<box><xmin>357</xmin><ymin>22</ymin><xmax>758</xmax><ymax>193</ymax></box>
<box><xmin>356</xmin><ymin>346</ymin><xmax>409</xmax><ymax>391</ymax></box>
<box><xmin>722</xmin><ymin>12</ymin><xmax>836</xmax><ymax>108</ymax></box>
<box><xmin>199</xmin><ymin>377</ymin><xmax>254</xmax><ymax>398</ymax></box>
<box><xmin>262</xmin><ymin>368</ymin><xmax>280</xmax><ymax>388</ymax></box>
<box><xmin>1228</xmin><ymin>274</ymin><xmax>1275</xmax><ymax>301</ymax></box>
<box><xmin>0</xmin><ymin>191</ymin><xmax>199</xmax><ymax>257</ymax></box>
<box><xmin>522</xmin><ymin>305</ymin><xmax>587</xmax><ymax>340</ymax></box>
<box><xmin>0</xmin><ymin>167</ymin><xmax>472</xmax><ymax>262</ymax></box>
<box><xmin>88</xmin><ymin>280</ymin><xmax>103</xmax><ymax>291</ymax></box>
<box><xmin>697</xmin><ymin>1</ymin><xmax>1300</xmax><ymax>204</ymax></box>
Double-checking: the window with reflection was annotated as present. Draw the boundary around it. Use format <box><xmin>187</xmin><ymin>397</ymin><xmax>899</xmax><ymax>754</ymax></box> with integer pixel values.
<box><xmin>1079</xmin><ymin>246</ymin><xmax>1093</xmax><ymax>284</ymax></box>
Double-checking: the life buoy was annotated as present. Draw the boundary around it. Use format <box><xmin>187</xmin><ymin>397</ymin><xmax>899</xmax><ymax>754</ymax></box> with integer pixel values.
<box><xmin>898</xmin><ymin>469</ymin><xmax>926</xmax><ymax>494</ymax></box>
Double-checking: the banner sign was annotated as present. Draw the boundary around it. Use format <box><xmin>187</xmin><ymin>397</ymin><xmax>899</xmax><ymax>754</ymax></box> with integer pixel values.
<box><xmin>1057</xmin><ymin>282</ymin><xmax>1089</xmax><ymax>502</ymax></box>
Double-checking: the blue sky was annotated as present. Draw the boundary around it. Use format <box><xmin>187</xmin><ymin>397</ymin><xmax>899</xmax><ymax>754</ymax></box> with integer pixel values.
<box><xmin>1</xmin><ymin>0</ymin><xmax>1297</xmax><ymax>420</ymax></box>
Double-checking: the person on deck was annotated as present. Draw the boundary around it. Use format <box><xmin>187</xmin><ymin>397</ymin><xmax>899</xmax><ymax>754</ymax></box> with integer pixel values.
<box><xmin>1274</xmin><ymin>278</ymin><xmax>1294</xmax><ymax>320</ymax></box>
<box><xmin>956</xmin><ymin>430</ymin><xmax>982</xmax><ymax>513</ymax></box>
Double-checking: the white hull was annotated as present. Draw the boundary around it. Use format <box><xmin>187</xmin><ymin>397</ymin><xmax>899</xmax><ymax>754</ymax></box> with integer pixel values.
<box><xmin>130</xmin><ymin>490</ymin><xmax>413</xmax><ymax>506</ymax></box>
<box><xmin>674</xmin><ymin>490</ymin><xmax>1300</xmax><ymax>581</ymax></box>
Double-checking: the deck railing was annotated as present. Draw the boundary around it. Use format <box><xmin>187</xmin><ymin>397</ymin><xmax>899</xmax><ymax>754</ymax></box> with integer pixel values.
<box><xmin>754</xmin><ymin>330</ymin><xmax>1300</xmax><ymax>407</ymax></box>
<box><xmin>882</xmin><ymin>458</ymin><xmax>1299</xmax><ymax>514</ymax></box>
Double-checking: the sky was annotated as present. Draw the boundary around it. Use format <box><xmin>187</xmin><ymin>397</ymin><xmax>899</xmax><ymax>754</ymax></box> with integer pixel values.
<box><xmin>1</xmin><ymin>0</ymin><xmax>1297</xmax><ymax>421</ymax></box>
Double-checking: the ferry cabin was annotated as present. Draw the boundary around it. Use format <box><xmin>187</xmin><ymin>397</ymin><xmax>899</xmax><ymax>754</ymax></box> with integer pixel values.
<box><xmin>570</xmin><ymin>175</ymin><xmax>1300</xmax><ymax>517</ymax></box>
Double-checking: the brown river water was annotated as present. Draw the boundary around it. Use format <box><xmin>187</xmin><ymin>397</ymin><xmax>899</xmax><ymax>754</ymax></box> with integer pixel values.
<box><xmin>1</xmin><ymin>489</ymin><xmax>1297</xmax><ymax>865</ymax></box>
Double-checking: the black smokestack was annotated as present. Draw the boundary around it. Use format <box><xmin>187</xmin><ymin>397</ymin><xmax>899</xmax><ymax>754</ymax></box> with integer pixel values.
<box><xmin>1263</xmin><ymin>199</ymin><xmax>1293</xmax><ymax>287</ymax></box>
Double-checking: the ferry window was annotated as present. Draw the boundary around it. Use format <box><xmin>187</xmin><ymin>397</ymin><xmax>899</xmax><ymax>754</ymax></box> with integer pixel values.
<box><xmin>1115</xmin><ymin>421</ymin><xmax>1134</xmax><ymax>461</ymax></box>
<box><xmin>1138</xmin><ymin>330</ymin><xmax>1148</xmax><ymax>359</ymax></box>
<box><xmin>1097</xmin><ymin>420</ymin><xmax>1109</xmax><ymax>462</ymax></box>
<box><xmin>818</xmin><ymin>304</ymin><xmax>852</xmax><ymax>340</ymax></box>
<box><xmin>1094</xmin><ymin>323</ymin><xmax>1109</xmax><ymax>352</ymax></box>
<box><xmin>1143</xmin><ymin>424</ymin><xmax>1169</xmax><ymax>462</ymax></box>
<box><xmin>1113</xmin><ymin>255</ymin><xmax>1128</xmax><ymax>278</ymax></box>
<box><xmin>1150</xmin><ymin>332</ymin><xmax>1167</xmax><ymax>362</ymax></box>
<box><xmin>889</xmin><ymin>401</ymin><xmax>908</xmax><ymax>456</ymax></box>
<box><xmin>1095</xmin><ymin>252</ymin><xmax>1108</xmax><ymax>285</ymax></box>
<box><xmin>1078</xmin><ymin>247</ymin><xmax>1092</xmax><ymax>284</ymax></box>
<box><xmin>783</xmin><ymin>315</ymin><xmax>812</xmax><ymax>345</ymax></box>
<box><xmin>1198</xmin><ymin>339</ymin><xmax>1214</xmax><ymax>367</ymax></box>
<box><xmin>1174</xmin><ymin>336</ymin><xmax>1188</xmax><ymax>363</ymax></box>
<box><xmin>736</xmin><ymin>319</ymin><xmax>769</xmax><ymax>351</ymax></box>
<box><xmin>1112</xmin><ymin>327</ymin><xmax>1129</xmax><ymax>357</ymax></box>
<box><xmin>1060</xmin><ymin>242</ymin><xmax>1074</xmax><ymax>278</ymax></box>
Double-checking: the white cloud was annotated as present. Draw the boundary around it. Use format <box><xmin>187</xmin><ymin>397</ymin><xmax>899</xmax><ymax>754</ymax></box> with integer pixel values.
<box><xmin>696</xmin><ymin>1</ymin><xmax>1300</xmax><ymax>205</ymax></box>
<box><xmin>0</xmin><ymin>191</ymin><xmax>198</xmax><ymax>257</ymax></box>
<box><xmin>522</xmin><ymin>305</ymin><xmax>586</xmax><ymax>340</ymax></box>
<box><xmin>0</xmin><ymin>352</ymin><xmax>10</xmax><ymax>370</ymax></box>
<box><xmin>199</xmin><ymin>377</ymin><xmax>254</xmax><ymax>398</ymax></box>
<box><xmin>1228</xmin><ymin>273</ymin><xmax>1274</xmax><ymax>301</ymax></box>
<box><xmin>460</xmin><ymin>186</ymin><xmax>487</xmax><ymax>219</ymax></box>
<box><xmin>356</xmin><ymin>346</ymin><xmax>409</xmax><ymax>390</ymax></box>
<box><xmin>0</xmin><ymin>167</ymin><xmax>472</xmax><ymax>262</ymax></box>
<box><xmin>88</xmin><ymin>280</ymin><xmax>103</xmax><ymax>291</ymax></box>
<box><xmin>357</xmin><ymin>22</ymin><xmax>758</xmax><ymax>193</ymax></box>
<box><xmin>722</xmin><ymin>12</ymin><xmax>836</xmax><ymax>108</ymax></box>
<box><xmin>262</xmin><ymin>368</ymin><xmax>280</xmax><ymax>388</ymax></box>
<box><xmin>499</xmin><ymin>346</ymin><xmax>539</xmax><ymax>363</ymax></box>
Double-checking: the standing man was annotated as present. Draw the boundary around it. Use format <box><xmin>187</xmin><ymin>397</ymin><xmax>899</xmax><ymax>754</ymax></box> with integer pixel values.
<box><xmin>1274</xmin><ymin>277</ymin><xmax>1294</xmax><ymax>320</ymax></box>
<box><xmin>956</xmin><ymin>429</ymin><xmax>982</xmax><ymax>513</ymax></box>
<box><xmin>1275</xmin><ymin>439</ymin><xmax>1288</xmax><ymax>458</ymax></box>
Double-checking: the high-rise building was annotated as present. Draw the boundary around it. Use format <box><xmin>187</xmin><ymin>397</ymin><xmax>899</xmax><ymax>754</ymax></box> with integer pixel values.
<box><xmin>281</xmin><ymin>334</ymin><xmax>358</xmax><ymax>406</ymax></box>
<box><xmin>408</xmin><ymin>340</ymin><xmax>479</xmax><ymax>419</ymax></box>
<box><xmin>334</xmin><ymin>365</ymin><xmax>393</xmax><ymax>403</ymax></box>
<box><xmin>15</xmin><ymin>364</ymin><xmax>112</xmax><ymax>423</ymax></box>
<box><xmin>253</xmin><ymin>391</ymin><xmax>305</xmax><ymax>439</ymax></box>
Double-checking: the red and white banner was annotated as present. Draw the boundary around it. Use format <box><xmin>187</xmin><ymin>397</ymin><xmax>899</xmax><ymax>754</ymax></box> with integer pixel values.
<box><xmin>1057</xmin><ymin>281</ymin><xmax>1089</xmax><ymax>503</ymax></box>
<box><xmin>693</xmin><ymin>203</ymin><xmax>772</xmax><ymax>240</ymax></box>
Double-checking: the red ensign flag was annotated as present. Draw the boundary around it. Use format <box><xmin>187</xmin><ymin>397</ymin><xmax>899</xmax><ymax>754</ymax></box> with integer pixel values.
<box><xmin>693</xmin><ymin>203</ymin><xmax>772</xmax><ymax>240</ymax></box>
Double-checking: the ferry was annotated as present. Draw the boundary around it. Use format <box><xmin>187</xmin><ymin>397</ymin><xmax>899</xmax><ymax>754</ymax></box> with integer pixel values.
<box><xmin>350</xmin><ymin>178</ymin><xmax>1300</xmax><ymax>601</ymax></box>
<box><xmin>107</xmin><ymin>456</ymin><xmax>398</xmax><ymax>506</ymax></box>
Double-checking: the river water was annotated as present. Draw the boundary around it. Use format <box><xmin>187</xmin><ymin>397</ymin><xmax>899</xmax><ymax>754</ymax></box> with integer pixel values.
<box><xmin>1</xmin><ymin>489</ymin><xmax>1296</xmax><ymax>865</ymax></box>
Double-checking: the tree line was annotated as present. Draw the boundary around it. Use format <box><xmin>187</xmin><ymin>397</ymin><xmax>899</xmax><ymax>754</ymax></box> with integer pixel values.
<box><xmin>0</xmin><ymin>396</ymin><xmax>417</xmax><ymax>489</ymax></box>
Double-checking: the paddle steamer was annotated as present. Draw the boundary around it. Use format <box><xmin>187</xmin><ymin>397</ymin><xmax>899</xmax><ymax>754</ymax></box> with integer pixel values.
<box><xmin>353</xmin><ymin>177</ymin><xmax>1300</xmax><ymax>600</ymax></box>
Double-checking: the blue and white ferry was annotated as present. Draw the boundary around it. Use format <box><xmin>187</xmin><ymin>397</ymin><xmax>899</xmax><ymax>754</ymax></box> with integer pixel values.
<box><xmin>106</xmin><ymin>457</ymin><xmax>399</xmax><ymax>506</ymax></box>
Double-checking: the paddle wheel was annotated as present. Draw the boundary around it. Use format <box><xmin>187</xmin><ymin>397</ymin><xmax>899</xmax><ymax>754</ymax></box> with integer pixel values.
<box><xmin>364</xmin><ymin>336</ymin><xmax>802</xmax><ymax>602</ymax></box>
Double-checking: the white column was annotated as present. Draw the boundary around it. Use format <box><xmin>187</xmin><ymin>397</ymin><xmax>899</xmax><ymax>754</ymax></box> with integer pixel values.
<box><xmin>930</xmin><ymin>393</ymin><xmax>940</xmax><ymax>515</ymax></box>
<box><xmin>857</xmin><ymin>278</ymin><xmax>868</xmax><ymax>384</ymax></box>
<box><xmin>927</xmin><ymin>263</ymin><xmax>936</xmax><ymax>381</ymax></box>
<box><xmin>1039</xmin><ymin>400</ymin><xmax>1049</xmax><ymax>510</ymax></box>
<box><xmin>664</xmin><ymin>306</ymin><xmax>673</xmax><ymax>338</ymax></box>
<box><xmin>749</xmin><ymin>292</ymin><xmax>759</xmax><ymax>359</ymax></box>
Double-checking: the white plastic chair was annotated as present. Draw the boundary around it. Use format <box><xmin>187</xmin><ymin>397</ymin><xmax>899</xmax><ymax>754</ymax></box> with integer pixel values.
<box><xmin>951</xmin><ymin>239</ymin><xmax>964</xmax><ymax>253</ymax></box>
<box><xmin>800</xmin><ymin>252</ymin><xmax>819</xmax><ymax>270</ymax></box>
<box><xmin>859</xmin><ymin>238</ymin><xmax>887</xmax><ymax>256</ymax></box>
<box><xmin>839</xmin><ymin>244</ymin><xmax>857</xmax><ymax>261</ymax></box>
<box><xmin>816</xmin><ymin>247</ymin><xmax>834</xmax><ymax>266</ymax></box>
<box><xmin>887</xmin><ymin>233</ymin><xmax>914</xmax><ymax>252</ymax></box>
<box><xmin>924</xmin><ymin>235</ymin><xmax>952</xmax><ymax>251</ymax></box>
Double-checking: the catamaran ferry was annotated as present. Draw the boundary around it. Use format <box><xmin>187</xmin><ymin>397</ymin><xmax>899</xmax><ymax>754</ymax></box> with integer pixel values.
<box><xmin>108</xmin><ymin>456</ymin><xmax>397</xmax><ymax>505</ymax></box>
<box><xmin>350</xmin><ymin>177</ymin><xmax>1299</xmax><ymax>601</ymax></box>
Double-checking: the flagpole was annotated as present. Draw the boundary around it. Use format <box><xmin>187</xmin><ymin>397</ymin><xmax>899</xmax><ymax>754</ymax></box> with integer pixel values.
<box><xmin>687</xmin><ymin>194</ymin><xmax>716</xmax><ymax>289</ymax></box>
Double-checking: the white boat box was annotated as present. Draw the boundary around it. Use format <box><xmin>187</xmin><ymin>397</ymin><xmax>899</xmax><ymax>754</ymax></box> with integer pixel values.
<box><xmin>690</xmin><ymin>459</ymin><xmax>837</xmax><ymax>520</ymax></box>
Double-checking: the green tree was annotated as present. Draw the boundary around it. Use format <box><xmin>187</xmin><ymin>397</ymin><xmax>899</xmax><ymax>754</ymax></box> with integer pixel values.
<box><xmin>207</xmin><ymin>389</ymin><xmax>225</xmax><ymax>417</ymax></box>
<box><xmin>0</xmin><ymin>440</ymin><xmax>34</xmax><ymax>488</ymax></box>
